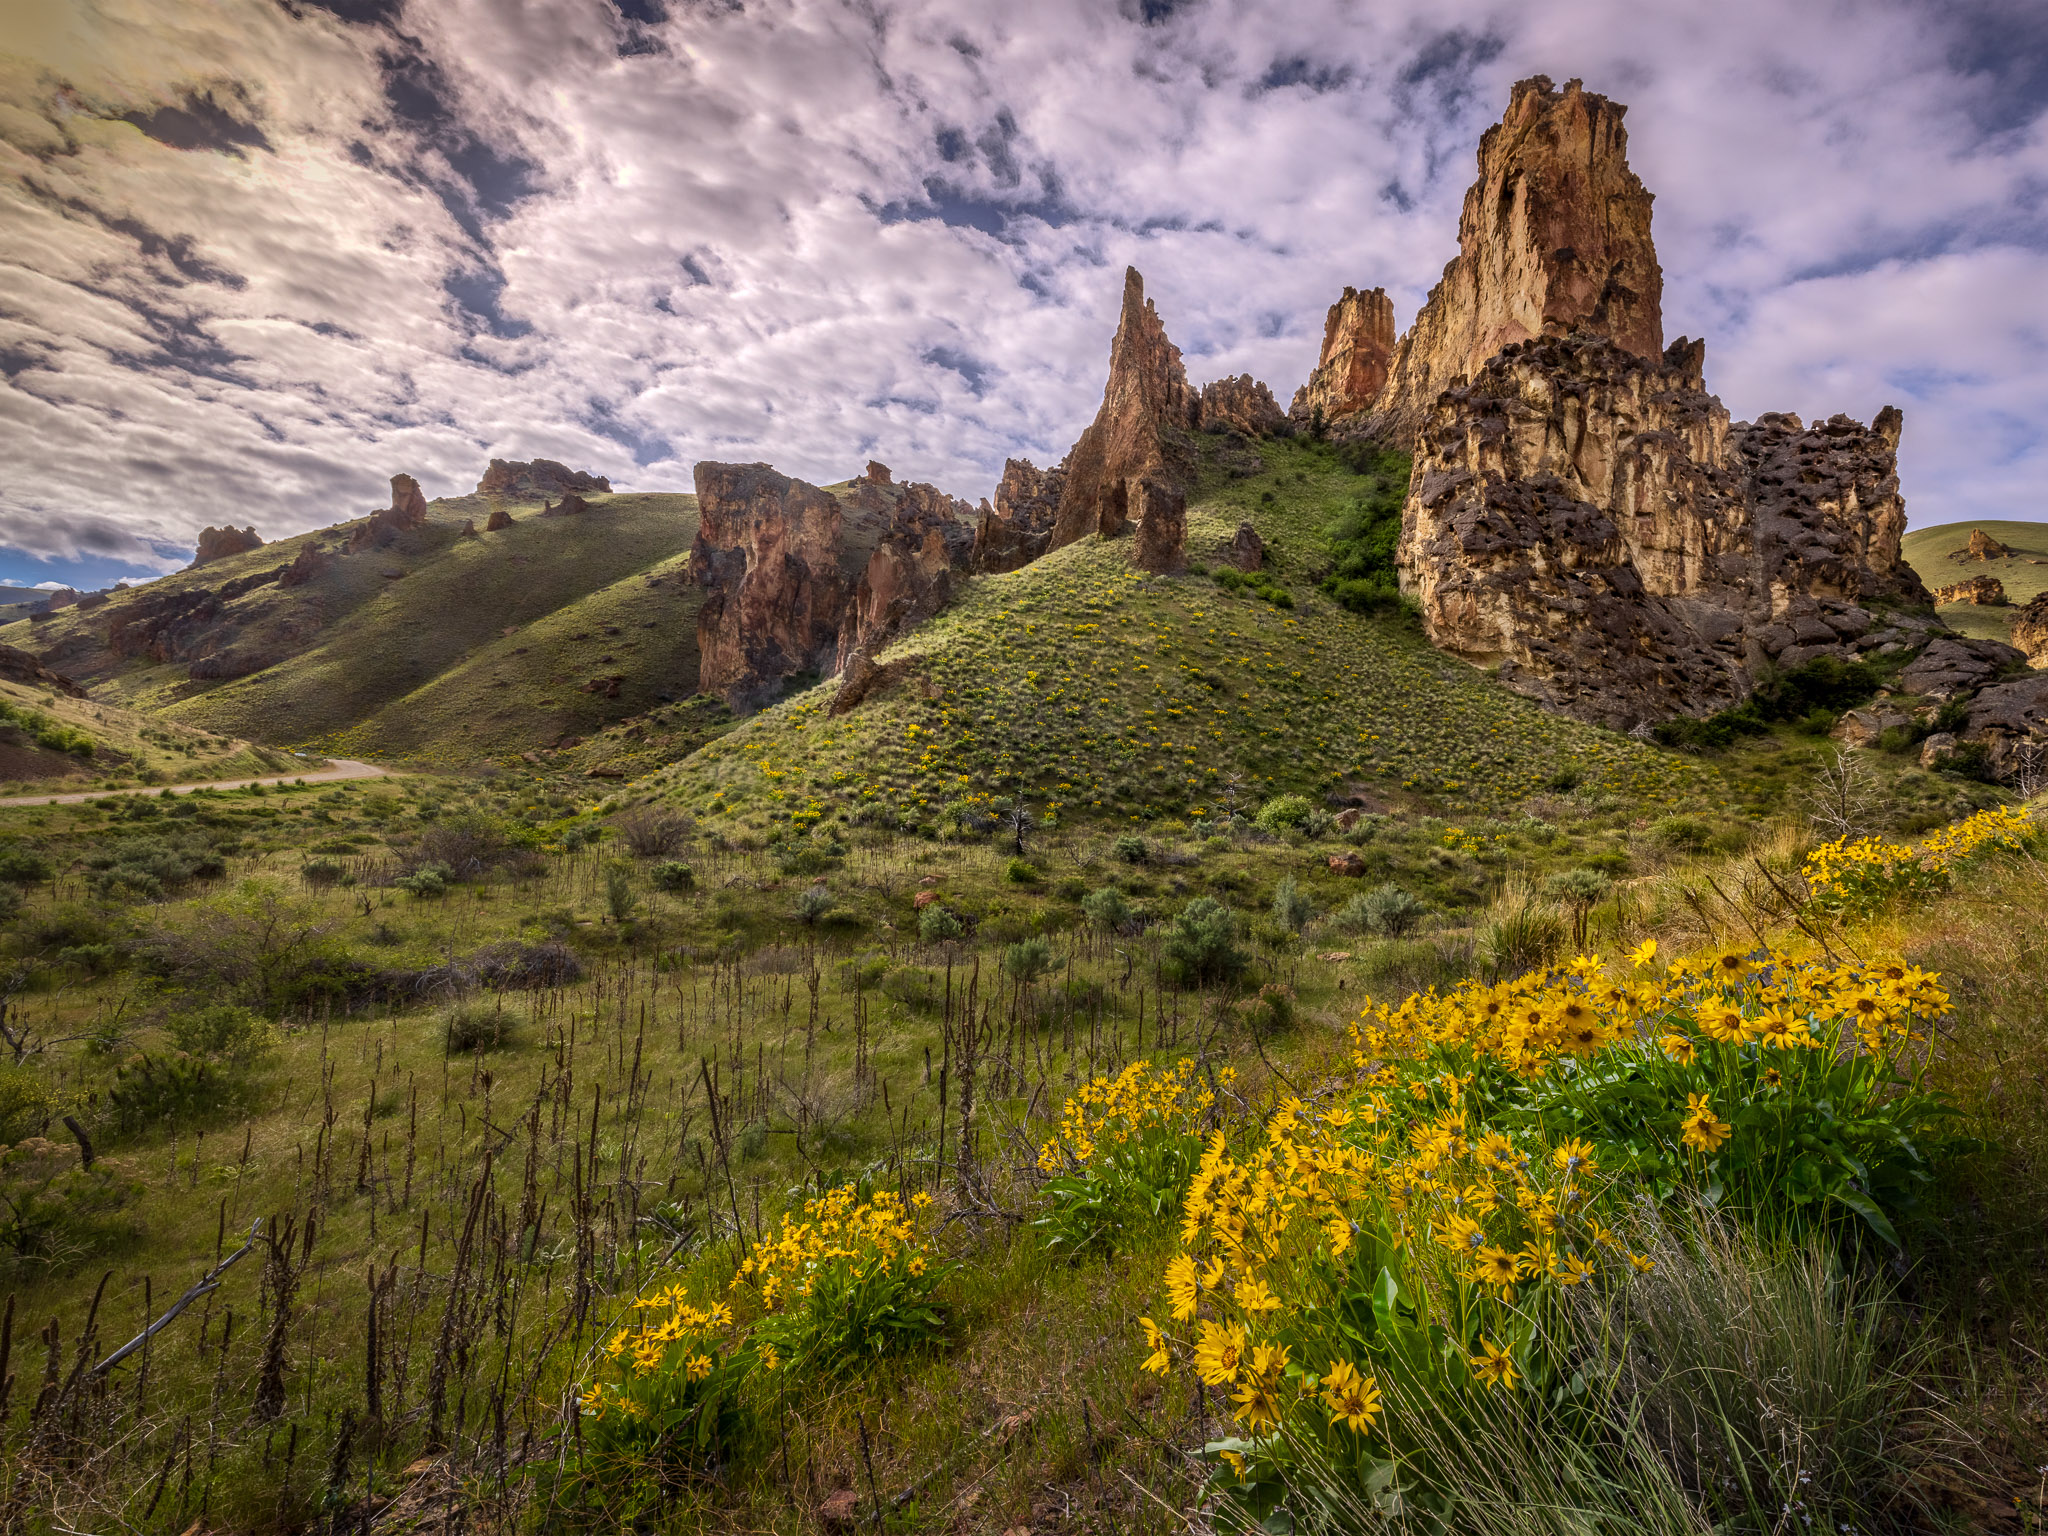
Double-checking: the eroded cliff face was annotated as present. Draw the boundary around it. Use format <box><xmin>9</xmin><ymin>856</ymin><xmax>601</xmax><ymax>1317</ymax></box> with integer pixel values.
<box><xmin>1397</xmin><ymin>331</ymin><xmax>1929</xmax><ymax>728</ymax></box>
<box><xmin>972</xmin><ymin>458</ymin><xmax>1065</xmax><ymax>574</ymax></box>
<box><xmin>1048</xmin><ymin>267</ymin><xmax>1197</xmax><ymax>565</ymax></box>
<box><xmin>1198</xmin><ymin>375</ymin><xmax>1289</xmax><ymax>438</ymax></box>
<box><xmin>1292</xmin><ymin>286</ymin><xmax>1396</xmax><ymax>423</ymax></box>
<box><xmin>688</xmin><ymin>461</ymin><xmax>977</xmax><ymax>710</ymax></box>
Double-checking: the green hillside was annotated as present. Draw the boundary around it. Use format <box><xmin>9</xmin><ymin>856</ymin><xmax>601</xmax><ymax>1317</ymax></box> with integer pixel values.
<box><xmin>642</xmin><ymin>435</ymin><xmax>1704</xmax><ymax>833</ymax></box>
<box><xmin>0</xmin><ymin>491</ymin><xmax>703</xmax><ymax>764</ymax></box>
<box><xmin>1903</xmin><ymin>518</ymin><xmax>2048</xmax><ymax>644</ymax></box>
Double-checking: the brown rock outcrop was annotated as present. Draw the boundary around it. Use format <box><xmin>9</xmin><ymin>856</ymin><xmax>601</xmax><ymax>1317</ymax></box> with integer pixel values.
<box><xmin>192</xmin><ymin>525</ymin><xmax>264</xmax><ymax>566</ymax></box>
<box><xmin>1198</xmin><ymin>375</ymin><xmax>1290</xmax><ymax>438</ymax></box>
<box><xmin>1396</xmin><ymin>330</ymin><xmax>1930</xmax><ymax>728</ymax></box>
<box><xmin>485</xmin><ymin>508</ymin><xmax>513</xmax><ymax>532</ymax></box>
<box><xmin>0</xmin><ymin>643</ymin><xmax>86</xmax><ymax>697</ymax></box>
<box><xmin>2011</xmin><ymin>592</ymin><xmax>2048</xmax><ymax>662</ymax></box>
<box><xmin>348</xmin><ymin>474</ymin><xmax>431</xmax><ymax>552</ymax></box>
<box><xmin>278</xmin><ymin>543</ymin><xmax>330</xmax><ymax>588</ymax></box>
<box><xmin>540</xmin><ymin>493</ymin><xmax>590</xmax><ymax>518</ymax></box>
<box><xmin>477</xmin><ymin>459</ymin><xmax>611</xmax><ymax>498</ymax></box>
<box><xmin>864</xmin><ymin>461</ymin><xmax>892</xmax><ymax>485</ymax></box>
<box><xmin>972</xmin><ymin>458</ymin><xmax>1064</xmax><ymax>574</ymax></box>
<box><xmin>1932</xmin><ymin>575</ymin><xmax>2006</xmax><ymax>605</ymax></box>
<box><xmin>1952</xmin><ymin>528</ymin><xmax>2014</xmax><ymax>561</ymax></box>
<box><xmin>690</xmin><ymin>463</ymin><xmax>851</xmax><ymax>710</ymax></box>
<box><xmin>1292</xmin><ymin>286</ymin><xmax>1396</xmax><ymax>424</ymax></box>
<box><xmin>1364</xmin><ymin>77</ymin><xmax>1664</xmax><ymax>448</ymax></box>
<box><xmin>834</xmin><ymin>476</ymin><xmax>978</xmax><ymax>671</ymax></box>
<box><xmin>1226</xmin><ymin>523</ymin><xmax>1265</xmax><ymax>571</ymax></box>
<box><xmin>1048</xmin><ymin>267</ymin><xmax>1197</xmax><ymax>567</ymax></box>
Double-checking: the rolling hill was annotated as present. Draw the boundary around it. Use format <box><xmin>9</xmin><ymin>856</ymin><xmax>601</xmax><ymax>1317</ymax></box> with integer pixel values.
<box><xmin>638</xmin><ymin>434</ymin><xmax>1707</xmax><ymax>833</ymax></box>
<box><xmin>1903</xmin><ymin>518</ymin><xmax>2048</xmax><ymax>644</ymax></box>
<box><xmin>0</xmin><ymin>489</ymin><xmax>708</xmax><ymax>766</ymax></box>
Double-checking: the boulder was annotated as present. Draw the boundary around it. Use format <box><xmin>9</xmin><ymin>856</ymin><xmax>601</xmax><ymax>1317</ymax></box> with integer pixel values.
<box><xmin>863</xmin><ymin>461</ymin><xmax>892</xmax><ymax>485</ymax></box>
<box><xmin>1198</xmin><ymin>375</ymin><xmax>1289</xmax><ymax>438</ymax></box>
<box><xmin>1291</xmin><ymin>285</ymin><xmax>1396</xmax><ymax>424</ymax></box>
<box><xmin>1950</xmin><ymin>528</ymin><xmax>2014</xmax><ymax>561</ymax></box>
<box><xmin>477</xmin><ymin>458</ymin><xmax>611</xmax><ymax>498</ymax></box>
<box><xmin>1226</xmin><ymin>523</ymin><xmax>1265</xmax><ymax>572</ymax></box>
<box><xmin>1831</xmin><ymin>708</ymin><xmax>1912</xmax><ymax>748</ymax></box>
<box><xmin>1046</xmin><ymin>267</ymin><xmax>1197</xmax><ymax>568</ymax></box>
<box><xmin>278</xmin><ymin>543</ymin><xmax>331</xmax><ymax>588</ymax></box>
<box><xmin>1918</xmin><ymin>732</ymin><xmax>1959</xmax><ymax>769</ymax></box>
<box><xmin>1363</xmin><ymin>77</ymin><xmax>1665</xmax><ymax>447</ymax></box>
<box><xmin>485</xmin><ymin>508</ymin><xmax>513</xmax><ymax>532</ymax></box>
<box><xmin>191</xmin><ymin>525</ymin><xmax>264</xmax><ymax>566</ymax></box>
<box><xmin>540</xmin><ymin>493</ymin><xmax>590</xmax><ymax>518</ymax></box>
<box><xmin>1931</xmin><ymin>575</ymin><xmax>2005</xmax><ymax>605</ymax></box>
<box><xmin>1327</xmin><ymin>853</ymin><xmax>1368</xmax><ymax>877</ymax></box>
<box><xmin>1897</xmin><ymin>637</ymin><xmax>2024</xmax><ymax>699</ymax></box>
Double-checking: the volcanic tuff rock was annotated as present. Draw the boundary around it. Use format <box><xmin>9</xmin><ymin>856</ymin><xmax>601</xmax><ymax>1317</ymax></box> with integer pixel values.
<box><xmin>1292</xmin><ymin>286</ymin><xmax>1396</xmax><ymax>424</ymax></box>
<box><xmin>0</xmin><ymin>642</ymin><xmax>85</xmax><ymax>698</ymax></box>
<box><xmin>973</xmin><ymin>459</ymin><xmax>1065</xmax><ymax>574</ymax></box>
<box><xmin>2011</xmin><ymin>592</ymin><xmax>2048</xmax><ymax>662</ymax></box>
<box><xmin>1953</xmin><ymin>528</ymin><xmax>2014</xmax><ymax>561</ymax></box>
<box><xmin>1932</xmin><ymin>575</ymin><xmax>2006</xmax><ymax>606</ymax></box>
<box><xmin>477</xmin><ymin>458</ymin><xmax>612</xmax><ymax>498</ymax></box>
<box><xmin>192</xmin><ymin>525</ymin><xmax>264</xmax><ymax>566</ymax></box>
<box><xmin>1354</xmin><ymin>78</ymin><xmax>1664</xmax><ymax>447</ymax></box>
<box><xmin>540</xmin><ymin>493</ymin><xmax>591</xmax><ymax>518</ymax></box>
<box><xmin>1227</xmin><ymin>523</ymin><xmax>1265</xmax><ymax>571</ymax></box>
<box><xmin>349</xmin><ymin>474</ymin><xmax>431</xmax><ymax>552</ymax></box>
<box><xmin>1396</xmin><ymin>330</ymin><xmax>1929</xmax><ymax>729</ymax></box>
<box><xmin>1198</xmin><ymin>375</ymin><xmax>1290</xmax><ymax>438</ymax></box>
<box><xmin>485</xmin><ymin>508</ymin><xmax>514</xmax><ymax>532</ymax></box>
<box><xmin>689</xmin><ymin>461</ymin><xmax>977</xmax><ymax>710</ymax></box>
<box><xmin>1048</xmin><ymin>267</ymin><xmax>1197</xmax><ymax>567</ymax></box>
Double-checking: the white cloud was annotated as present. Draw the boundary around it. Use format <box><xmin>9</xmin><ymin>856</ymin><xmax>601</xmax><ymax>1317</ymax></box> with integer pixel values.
<box><xmin>0</xmin><ymin>0</ymin><xmax>2040</xmax><ymax>563</ymax></box>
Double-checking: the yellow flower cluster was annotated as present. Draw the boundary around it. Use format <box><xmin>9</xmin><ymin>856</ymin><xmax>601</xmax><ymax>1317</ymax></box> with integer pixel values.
<box><xmin>581</xmin><ymin>1290</ymin><xmax>737</xmax><ymax>1421</ymax></box>
<box><xmin>1804</xmin><ymin>803</ymin><xmax>2034</xmax><ymax>912</ymax></box>
<box><xmin>1036</xmin><ymin>1058</ymin><xmax>1224</xmax><ymax>1174</ymax></box>
<box><xmin>732</xmin><ymin>1185</ymin><xmax>937</xmax><ymax>1321</ymax></box>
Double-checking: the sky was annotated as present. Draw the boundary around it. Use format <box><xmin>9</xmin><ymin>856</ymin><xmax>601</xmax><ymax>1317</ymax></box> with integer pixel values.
<box><xmin>0</xmin><ymin>0</ymin><xmax>2044</xmax><ymax>589</ymax></box>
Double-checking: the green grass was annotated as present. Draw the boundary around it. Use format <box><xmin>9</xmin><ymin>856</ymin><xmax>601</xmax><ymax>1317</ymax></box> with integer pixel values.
<box><xmin>0</xmin><ymin>492</ymin><xmax>700</xmax><ymax>763</ymax></box>
<box><xmin>649</xmin><ymin>436</ymin><xmax>1706</xmax><ymax>835</ymax></box>
<box><xmin>1903</xmin><ymin>518</ymin><xmax>2048</xmax><ymax>644</ymax></box>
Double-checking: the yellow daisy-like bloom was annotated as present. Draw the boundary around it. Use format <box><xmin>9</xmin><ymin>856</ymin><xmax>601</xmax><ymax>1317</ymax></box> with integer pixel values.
<box><xmin>1471</xmin><ymin>1244</ymin><xmax>1520</xmax><ymax>1291</ymax></box>
<box><xmin>1320</xmin><ymin>1357</ymin><xmax>1382</xmax><ymax>1434</ymax></box>
<box><xmin>1439</xmin><ymin>1212</ymin><xmax>1488</xmax><ymax>1253</ymax></box>
<box><xmin>1628</xmin><ymin>937</ymin><xmax>1658</xmax><ymax>967</ymax></box>
<box><xmin>1237</xmin><ymin>1276</ymin><xmax>1282</xmax><ymax>1314</ymax></box>
<box><xmin>1551</xmin><ymin>1138</ymin><xmax>1597</xmax><ymax>1178</ymax></box>
<box><xmin>1681</xmin><ymin>1092</ymin><xmax>1732</xmax><ymax>1154</ymax></box>
<box><xmin>1700</xmin><ymin>1006</ymin><xmax>1747</xmax><ymax>1043</ymax></box>
<box><xmin>760</xmin><ymin>1344</ymin><xmax>781</xmax><ymax>1372</ymax></box>
<box><xmin>1629</xmin><ymin>1251</ymin><xmax>1657</xmax><ymax>1273</ymax></box>
<box><xmin>685</xmin><ymin>1353</ymin><xmax>714</xmax><ymax>1381</ymax></box>
<box><xmin>1471</xmin><ymin>1337</ymin><xmax>1518</xmax><ymax>1390</ymax></box>
<box><xmin>1659</xmin><ymin>1032</ymin><xmax>1697</xmax><ymax>1064</ymax></box>
<box><xmin>1232</xmin><ymin>1376</ymin><xmax>1281</xmax><ymax>1431</ymax></box>
<box><xmin>1139</xmin><ymin>1317</ymin><xmax>1172</xmax><ymax>1375</ymax></box>
<box><xmin>1164</xmin><ymin>1253</ymin><xmax>1199</xmax><ymax>1321</ymax></box>
<box><xmin>1553</xmin><ymin>1252</ymin><xmax>1596</xmax><ymax>1286</ymax></box>
<box><xmin>1194</xmin><ymin>1319</ymin><xmax>1248</xmax><ymax>1387</ymax></box>
<box><xmin>1710</xmin><ymin>948</ymin><xmax>1751</xmax><ymax>981</ymax></box>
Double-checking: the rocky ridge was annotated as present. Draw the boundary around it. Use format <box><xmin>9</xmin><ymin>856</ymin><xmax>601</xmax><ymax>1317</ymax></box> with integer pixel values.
<box><xmin>478</xmin><ymin>459</ymin><xmax>612</xmax><ymax>499</ymax></box>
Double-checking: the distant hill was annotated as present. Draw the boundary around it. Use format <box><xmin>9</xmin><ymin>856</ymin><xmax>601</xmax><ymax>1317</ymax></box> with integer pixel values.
<box><xmin>640</xmin><ymin>434</ymin><xmax>1703</xmax><ymax>832</ymax></box>
<box><xmin>1902</xmin><ymin>519</ymin><xmax>2048</xmax><ymax>643</ymax></box>
<box><xmin>0</xmin><ymin>489</ymin><xmax>707</xmax><ymax>765</ymax></box>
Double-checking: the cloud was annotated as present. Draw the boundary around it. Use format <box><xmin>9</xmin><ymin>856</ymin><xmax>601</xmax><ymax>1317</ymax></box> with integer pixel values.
<box><xmin>0</xmin><ymin>0</ymin><xmax>2041</xmax><ymax>566</ymax></box>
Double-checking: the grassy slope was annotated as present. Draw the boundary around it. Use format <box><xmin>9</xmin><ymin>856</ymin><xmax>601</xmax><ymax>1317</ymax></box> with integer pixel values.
<box><xmin>648</xmin><ymin>434</ymin><xmax>1706</xmax><ymax>830</ymax></box>
<box><xmin>0</xmin><ymin>676</ymin><xmax>280</xmax><ymax>793</ymax></box>
<box><xmin>306</xmin><ymin>546</ymin><xmax>709</xmax><ymax>765</ymax></box>
<box><xmin>0</xmin><ymin>492</ymin><xmax>700</xmax><ymax>759</ymax></box>
<box><xmin>1903</xmin><ymin>518</ymin><xmax>2048</xmax><ymax>644</ymax></box>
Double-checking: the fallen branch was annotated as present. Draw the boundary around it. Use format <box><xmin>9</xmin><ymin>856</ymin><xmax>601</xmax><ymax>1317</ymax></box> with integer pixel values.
<box><xmin>91</xmin><ymin>1217</ymin><xmax>263</xmax><ymax>1377</ymax></box>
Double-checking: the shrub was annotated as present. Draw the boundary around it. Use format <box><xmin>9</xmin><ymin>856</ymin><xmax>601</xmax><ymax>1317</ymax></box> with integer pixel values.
<box><xmin>0</xmin><ymin>844</ymin><xmax>51</xmax><ymax>886</ymax></box>
<box><xmin>1242</xmin><ymin>982</ymin><xmax>1295</xmax><ymax>1038</ymax></box>
<box><xmin>880</xmin><ymin>965</ymin><xmax>938</xmax><ymax>1009</ymax></box>
<box><xmin>835</xmin><ymin>953</ymin><xmax>889</xmax><ymax>993</ymax></box>
<box><xmin>300</xmin><ymin>857</ymin><xmax>347</xmax><ymax>887</ymax></box>
<box><xmin>0</xmin><ymin>1139</ymin><xmax>142</xmax><ymax>1262</ymax></box>
<box><xmin>792</xmin><ymin>885</ymin><xmax>835</xmax><ymax>925</ymax></box>
<box><xmin>1339</xmin><ymin>882</ymin><xmax>1425</xmax><ymax>938</ymax></box>
<box><xmin>1318</xmin><ymin>444</ymin><xmax>1411</xmax><ymax>614</ymax></box>
<box><xmin>1035</xmin><ymin>1060</ymin><xmax>1225</xmax><ymax>1257</ymax></box>
<box><xmin>1269</xmin><ymin>875</ymin><xmax>1314</xmax><ymax>933</ymax></box>
<box><xmin>0</xmin><ymin>1062</ymin><xmax>55</xmax><ymax>1142</ymax></box>
<box><xmin>84</xmin><ymin>834</ymin><xmax>226</xmax><ymax>901</ymax></box>
<box><xmin>610</xmin><ymin>805</ymin><xmax>694</xmax><ymax>858</ymax></box>
<box><xmin>918</xmin><ymin>905</ymin><xmax>964</xmax><ymax>944</ymax></box>
<box><xmin>1162</xmin><ymin>897</ymin><xmax>1246</xmax><ymax>985</ymax></box>
<box><xmin>166</xmin><ymin>1005</ymin><xmax>274</xmax><ymax>1067</ymax></box>
<box><xmin>1081</xmin><ymin>885</ymin><xmax>1135</xmax><ymax>933</ymax></box>
<box><xmin>1254</xmin><ymin>794</ymin><xmax>1313</xmax><ymax>832</ymax></box>
<box><xmin>650</xmin><ymin>860</ymin><xmax>696</xmax><ymax>893</ymax></box>
<box><xmin>106</xmin><ymin>1052</ymin><xmax>251</xmax><ymax>1132</ymax></box>
<box><xmin>1003</xmin><ymin>858</ymin><xmax>1040</xmax><ymax>885</ymax></box>
<box><xmin>395</xmin><ymin>864</ymin><xmax>451</xmax><ymax>898</ymax></box>
<box><xmin>1804</xmin><ymin>803</ymin><xmax>2034</xmax><ymax>918</ymax></box>
<box><xmin>604</xmin><ymin>863</ymin><xmax>639</xmax><ymax>922</ymax></box>
<box><xmin>411</xmin><ymin>811</ymin><xmax>545</xmax><ymax>880</ymax></box>
<box><xmin>1649</xmin><ymin>815</ymin><xmax>1715</xmax><ymax>854</ymax></box>
<box><xmin>1003</xmin><ymin>936</ymin><xmax>1053</xmax><ymax>985</ymax></box>
<box><xmin>444</xmin><ymin>1003</ymin><xmax>514</xmax><ymax>1054</ymax></box>
<box><xmin>1111</xmin><ymin>833</ymin><xmax>1150</xmax><ymax>864</ymax></box>
<box><xmin>776</xmin><ymin>843</ymin><xmax>841</xmax><ymax>878</ymax></box>
<box><xmin>470</xmin><ymin>940</ymin><xmax>583</xmax><ymax>990</ymax></box>
<box><xmin>1476</xmin><ymin>897</ymin><xmax>1564</xmax><ymax>978</ymax></box>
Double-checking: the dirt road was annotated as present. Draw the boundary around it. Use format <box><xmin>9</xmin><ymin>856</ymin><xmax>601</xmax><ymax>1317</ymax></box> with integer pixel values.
<box><xmin>0</xmin><ymin>758</ymin><xmax>391</xmax><ymax>808</ymax></box>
